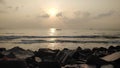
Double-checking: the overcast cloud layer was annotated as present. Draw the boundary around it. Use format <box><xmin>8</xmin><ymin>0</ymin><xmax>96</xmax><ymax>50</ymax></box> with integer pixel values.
<box><xmin>0</xmin><ymin>0</ymin><xmax>120</xmax><ymax>30</ymax></box>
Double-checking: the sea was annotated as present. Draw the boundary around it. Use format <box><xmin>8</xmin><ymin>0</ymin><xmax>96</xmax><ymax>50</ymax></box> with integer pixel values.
<box><xmin>0</xmin><ymin>28</ymin><xmax>120</xmax><ymax>51</ymax></box>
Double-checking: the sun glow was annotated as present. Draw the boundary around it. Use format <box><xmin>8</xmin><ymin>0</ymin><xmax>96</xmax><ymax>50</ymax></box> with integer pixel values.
<box><xmin>50</xmin><ymin>28</ymin><xmax>56</xmax><ymax>33</ymax></box>
<box><xmin>48</xmin><ymin>8</ymin><xmax>58</xmax><ymax>17</ymax></box>
<box><xmin>49</xmin><ymin>28</ymin><xmax>56</xmax><ymax>36</ymax></box>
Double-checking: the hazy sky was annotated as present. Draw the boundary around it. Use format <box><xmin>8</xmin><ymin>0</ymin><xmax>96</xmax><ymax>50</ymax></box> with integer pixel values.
<box><xmin>0</xmin><ymin>0</ymin><xmax>120</xmax><ymax>30</ymax></box>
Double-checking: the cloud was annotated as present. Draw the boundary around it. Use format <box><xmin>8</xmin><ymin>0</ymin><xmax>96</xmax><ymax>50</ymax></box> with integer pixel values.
<box><xmin>94</xmin><ymin>11</ymin><xmax>115</xmax><ymax>19</ymax></box>
<box><xmin>40</xmin><ymin>14</ymin><xmax>50</xmax><ymax>18</ymax></box>
<box><xmin>0</xmin><ymin>0</ymin><xmax>4</xmax><ymax>4</ymax></box>
<box><xmin>56</xmin><ymin>12</ymin><xmax>62</xmax><ymax>17</ymax></box>
<box><xmin>7</xmin><ymin>5</ymin><xmax>20</xmax><ymax>10</ymax></box>
<box><xmin>64</xmin><ymin>11</ymin><xmax>91</xmax><ymax>23</ymax></box>
<box><xmin>15</xmin><ymin>7</ymin><xmax>19</xmax><ymax>11</ymax></box>
<box><xmin>37</xmin><ymin>14</ymin><xmax>50</xmax><ymax>18</ymax></box>
<box><xmin>7</xmin><ymin>6</ymin><xmax>12</xmax><ymax>9</ymax></box>
<box><xmin>74</xmin><ymin>11</ymin><xmax>90</xmax><ymax>18</ymax></box>
<box><xmin>0</xmin><ymin>10</ymin><xmax>7</xmax><ymax>13</ymax></box>
<box><xmin>56</xmin><ymin>10</ymin><xmax>116</xmax><ymax>26</ymax></box>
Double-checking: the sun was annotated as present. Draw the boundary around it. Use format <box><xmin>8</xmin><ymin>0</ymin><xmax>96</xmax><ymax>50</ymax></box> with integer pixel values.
<box><xmin>48</xmin><ymin>8</ymin><xmax>58</xmax><ymax>17</ymax></box>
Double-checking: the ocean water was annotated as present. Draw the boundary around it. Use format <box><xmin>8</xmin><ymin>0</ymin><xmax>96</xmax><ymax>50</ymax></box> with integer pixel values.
<box><xmin>0</xmin><ymin>29</ymin><xmax>120</xmax><ymax>50</ymax></box>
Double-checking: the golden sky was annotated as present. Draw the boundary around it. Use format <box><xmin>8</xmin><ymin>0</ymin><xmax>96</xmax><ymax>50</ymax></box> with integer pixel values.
<box><xmin>0</xmin><ymin>0</ymin><xmax>120</xmax><ymax>30</ymax></box>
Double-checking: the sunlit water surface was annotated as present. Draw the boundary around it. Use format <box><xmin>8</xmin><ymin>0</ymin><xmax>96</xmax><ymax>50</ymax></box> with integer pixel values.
<box><xmin>0</xmin><ymin>28</ymin><xmax>120</xmax><ymax>51</ymax></box>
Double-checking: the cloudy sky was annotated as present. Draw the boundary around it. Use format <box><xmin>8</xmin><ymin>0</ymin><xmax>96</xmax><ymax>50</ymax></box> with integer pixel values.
<box><xmin>0</xmin><ymin>0</ymin><xmax>120</xmax><ymax>30</ymax></box>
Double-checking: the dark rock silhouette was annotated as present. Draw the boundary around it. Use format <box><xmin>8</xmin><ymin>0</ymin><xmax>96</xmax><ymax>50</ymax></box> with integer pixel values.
<box><xmin>92</xmin><ymin>47</ymin><xmax>108</xmax><ymax>57</ymax></box>
<box><xmin>38</xmin><ymin>62</ymin><xmax>61</xmax><ymax>68</ymax></box>
<box><xmin>34</xmin><ymin>48</ymin><xmax>58</xmax><ymax>62</ymax></box>
<box><xmin>108</xmin><ymin>46</ymin><xmax>116</xmax><ymax>54</ymax></box>
<box><xmin>0</xmin><ymin>48</ymin><xmax>6</xmax><ymax>52</ymax></box>
<box><xmin>0</xmin><ymin>60</ymin><xmax>27</xmax><ymax>68</ymax></box>
<box><xmin>86</xmin><ymin>55</ymin><xmax>109</xmax><ymax>68</ymax></box>
<box><xmin>0</xmin><ymin>53</ymin><xmax>4</xmax><ymax>58</ymax></box>
<box><xmin>3</xmin><ymin>47</ymin><xmax>34</xmax><ymax>59</ymax></box>
<box><xmin>25</xmin><ymin>56</ymin><xmax>39</xmax><ymax>68</ymax></box>
<box><xmin>0</xmin><ymin>46</ymin><xmax>120</xmax><ymax>68</ymax></box>
<box><xmin>6</xmin><ymin>52</ymin><xmax>16</xmax><ymax>58</ymax></box>
<box><xmin>113</xmin><ymin>58</ymin><xmax>120</xmax><ymax>68</ymax></box>
<box><xmin>116</xmin><ymin>46</ymin><xmax>120</xmax><ymax>51</ymax></box>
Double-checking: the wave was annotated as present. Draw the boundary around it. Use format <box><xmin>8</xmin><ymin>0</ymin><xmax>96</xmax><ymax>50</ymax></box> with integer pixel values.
<box><xmin>0</xmin><ymin>35</ymin><xmax>120</xmax><ymax>44</ymax></box>
<box><xmin>0</xmin><ymin>35</ymin><xmax>120</xmax><ymax>41</ymax></box>
<box><xmin>14</xmin><ymin>39</ymin><xmax>120</xmax><ymax>44</ymax></box>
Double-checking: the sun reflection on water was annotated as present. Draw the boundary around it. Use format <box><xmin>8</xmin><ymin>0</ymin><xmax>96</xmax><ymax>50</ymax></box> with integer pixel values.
<box><xmin>48</xmin><ymin>28</ymin><xmax>57</xmax><ymax>49</ymax></box>
<box><xmin>49</xmin><ymin>28</ymin><xmax>56</xmax><ymax>36</ymax></box>
<box><xmin>50</xmin><ymin>38</ymin><xmax>56</xmax><ymax>41</ymax></box>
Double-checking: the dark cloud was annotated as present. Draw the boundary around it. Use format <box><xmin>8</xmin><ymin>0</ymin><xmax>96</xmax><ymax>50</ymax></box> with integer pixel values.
<box><xmin>41</xmin><ymin>14</ymin><xmax>50</xmax><ymax>18</ymax></box>
<box><xmin>74</xmin><ymin>11</ymin><xmax>90</xmax><ymax>18</ymax></box>
<box><xmin>94</xmin><ymin>11</ymin><xmax>115</xmax><ymax>19</ymax></box>
<box><xmin>56</xmin><ymin>12</ymin><xmax>62</xmax><ymax>17</ymax></box>
<box><xmin>7</xmin><ymin>6</ymin><xmax>20</xmax><ymax>11</ymax></box>
<box><xmin>37</xmin><ymin>14</ymin><xmax>50</xmax><ymax>18</ymax></box>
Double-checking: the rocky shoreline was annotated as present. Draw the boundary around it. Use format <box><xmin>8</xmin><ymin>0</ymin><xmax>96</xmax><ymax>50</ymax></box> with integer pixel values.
<box><xmin>0</xmin><ymin>46</ymin><xmax>120</xmax><ymax>68</ymax></box>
